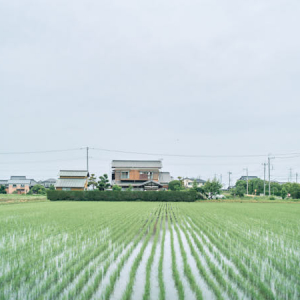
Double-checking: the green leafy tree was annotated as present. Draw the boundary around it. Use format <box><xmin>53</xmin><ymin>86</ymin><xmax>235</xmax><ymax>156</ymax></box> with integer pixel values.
<box><xmin>97</xmin><ymin>174</ymin><xmax>110</xmax><ymax>191</ymax></box>
<box><xmin>112</xmin><ymin>185</ymin><xmax>122</xmax><ymax>191</ymax></box>
<box><xmin>31</xmin><ymin>184</ymin><xmax>46</xmax><ymax>194</ymax></box>
<box><xmin>88</xmin><ymin>174</ymin><xmax>97</xmax><ymax>190</ymax></box>
<box><xmin>290</xmin><ymin>183</ymin><xmax>300</xmax><ymax>199</ymax></box>
<box><xmin>168</xmin><ymin>180</ymin><xmax>183</xmax><ymax>191</ymax></box>
<box><xmin>49</xmin><ymin>184</ymin><xmax>55</xmax><ymax>191</ymax></box>
<box><xmin>192</xmin><ymin>180</ymin><xmax>198</xmax><ymax>191</ymax></box>
<box><xmin>126</xmin><ymin>184</ymin><xmax>133</xmax><ymax>191</ymax></box>
<box><xmin>203</xmin><ymin>179</ymin><xmax>222</xmax><ymax>197</ymax></box>
<box><xmin>0</xmin><ymin>185</ymin><xmax>7</xmax><ymax>194</ymax></box>
<box><xmin>281</xmin><ymin>187</ymin><xmax>287</xmax><ymax>199</ymax></box>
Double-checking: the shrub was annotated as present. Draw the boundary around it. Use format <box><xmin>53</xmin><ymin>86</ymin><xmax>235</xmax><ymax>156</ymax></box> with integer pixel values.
<box><xmin>269</xmin><ymin>196</ymin><xmax>275</xmax><ymax>200</ymax></box>
<box><xmin>47</xmin><ymin>190</ymin><xmax>197</xmax><ymax>202</ymax></box>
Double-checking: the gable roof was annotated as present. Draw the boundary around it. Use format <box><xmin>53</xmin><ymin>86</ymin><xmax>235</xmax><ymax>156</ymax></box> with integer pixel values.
<box><xmin>184</xmin><ymin>178</ymin><xmax>206</xmax><ymax>183</ymax></box>
<box><xmin>10</xmin><ymin>176</ymin><xmax>27</xmax><ymax>180</ymax></box>
<box><xmin>136</xmin><ymin>180</ymin><xmax>163</xmax><ymax>187</ymax></box>
<box><xmin>59</xmin><ymin>170</ymin><xmax>89</xmax><ymax>177</ymax></box>
<box><xmin>8</xmin><ymin>179</ymin><xmax>31</xmax><ymax>185</ymax></box>
<box><xmin>55</xmin><ymin>178</ymin><xmax>87</xmax><ymax>188</ymax></box>
<box><xmin>112</xmin><ymin>160</ymin><xmax>162</xmax><ymax>169</ymax></box>
<box><xmin>239</xmin><ymin>176</ymin><xmax>259</xmax><ymax>181</ymax></box>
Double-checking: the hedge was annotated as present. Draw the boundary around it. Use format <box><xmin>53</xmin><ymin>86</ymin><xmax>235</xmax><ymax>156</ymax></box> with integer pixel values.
<box><xmin>47</xmin><ymin>190</ymin><xmax>197</xmax><ymax>202</ymax></box>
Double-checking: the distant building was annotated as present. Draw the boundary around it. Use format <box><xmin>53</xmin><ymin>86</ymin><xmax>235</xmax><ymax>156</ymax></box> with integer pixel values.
<box><xmin>238</xmin><ymin>176</ymin><xmax>259</xmax><ymax>181</ymax></box>
<box><xmin>183</xmin><ymin>178</ymin><xmax>206</xmax><ymax>189</ymax></box>
<box><xmin>55</xmin><ymin>170</ymin><xmax>89</xmax><ymax>191</ymax></box>
<box><xmin>159</xmin><ymin>172</ymin><xmax>173</xmax><ymax>189</ymax></box>
<box><xmin>111</xmin><ymin>160</ymin><xmax>172</xmax><ymax>190</ymax></box>
<box><xmin>39</xmin><ymin>178</ymin><xmax>56</xmax><ymax>188</ymax></box>
<box><xmin>7</xmin><ymin>176</ymin><xmax>36</xmax><ymax>194</ymax></box>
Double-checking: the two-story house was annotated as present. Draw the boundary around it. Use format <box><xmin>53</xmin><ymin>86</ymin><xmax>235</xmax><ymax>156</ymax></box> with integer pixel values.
<box><xmin>112</xmin><ymin>160</ymin><xmax>166</xmax><ymax>190</ymax></box>
<box><xmin>55</xmin><ymin>170</ymin><xmax>89</xmax><ymax>191</ymax></box>
<box><xmin>183</xmin><ymin>178</ymin><xmax>206</xmax><ymax>189</ymax></box>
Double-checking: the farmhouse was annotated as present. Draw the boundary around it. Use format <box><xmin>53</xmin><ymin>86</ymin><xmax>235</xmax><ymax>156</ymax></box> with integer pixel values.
<box><xmin>111</xmin><ymin>160</ymin><xmax>172</xmax><ymax>190</ymax></box>
<box><xmin>55</xmin><ymin>170</ymin><xmax>89</xmax><ymax>191</ymax></box>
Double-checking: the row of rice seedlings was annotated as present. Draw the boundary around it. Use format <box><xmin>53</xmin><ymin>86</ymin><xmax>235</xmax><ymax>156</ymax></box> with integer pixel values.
<box><xmin>186</xmin><ymin>216</ymin><xmax>264</xmax><ymax>300</ymax></box>
<box><xmin>1</xmin><ymin>228</ymin><xmax>76</xmax><ymax>298</ymax></box>
<box><xmin>142</xmin><ymin>209</ymin><xmax>163</xmax><ymax>300</ymax></box>
<box><xmin>168</xmin><ymin>212</ymin><xmax>185</xmax><ymax>300</ymax></box>
<box><xmin>65</xmin><ymin>208</ymin><xmax>149</xmax><ymax>299</ymax></box>
<box><xmin>170</xmin><ymin>207</ymin><xmax>203</xmax><ymax>300</ymax></box>
<box><xmin>185</xmin><ymin>209</ymin><xmax>275</xmax><ymax>300</ymax></box>
<box><xmin>26</xmin><ymin>220</ymin><xmax>112</xmax><ymax>298</ymax></box>
<box><xmin>158</xmin><ymin>204</ymin><xmax>166</xmax><ymax>300</ymax></box>
<box><xmin>31</xmin><ymin>207</ymin><xmax>143</xmax><ymax>299</ymax></box>
<box><xmin>181</xmin><ymin>220</ymin><xmax>238</xmax><ymax>300</ymax></box>
<box><xmin>121</xmin><ymin>208</ymin><xmax>163</xmax><ymax>300</ymax></box>
<box><xmin>204</xmin><ymin>212</ymin><xmax>300</xmax><ymax>296</ymax></box>
<box><xmin>170</xmin><ymin>205</ymin><xmax>229</xmax><ymax>300</ymax></box>
<box><xmin>92</xmin><ymin>205</ymin><xmax>161</xmax><ymax>300</ymax></box>
<box><xmin>47</xmin><ymin>207</ymin><xmax>149</xmax><ymax>300</ymax></box>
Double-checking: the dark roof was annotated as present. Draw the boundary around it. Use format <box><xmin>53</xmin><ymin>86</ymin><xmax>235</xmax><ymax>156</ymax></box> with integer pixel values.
<box><xmin>238</xmin><ymin>176</ymin><xmax>259</xmax><ymax>181</ymax></box>
<box><xmin>184</xmin><ymin>178</ymin><xmax>206</xmax><ymax>183</ymax></box>
<box><xmin>112</xmin><ymin>160</ymin><xmax>162</xmax><ymax>169</ymax></box>
<box><xmin>10</xmin><ymin>176</ymin><xmax>27</xmax><ymax>180</ymax></box>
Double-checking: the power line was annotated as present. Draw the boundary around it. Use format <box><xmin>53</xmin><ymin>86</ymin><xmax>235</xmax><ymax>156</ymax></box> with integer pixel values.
<box><xmin>0</xmin><ymin>148</ymin><xmax>83</xmax><ymax>155</ymax></box>
<box><xmin>91</xmin><ymin>148</ymin><xmax>300</xmax><ymax>159</ymax></box>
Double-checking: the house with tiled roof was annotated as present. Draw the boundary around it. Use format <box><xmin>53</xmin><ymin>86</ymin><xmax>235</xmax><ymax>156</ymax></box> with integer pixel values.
<box><xmin>55</xmin><ymin>170</ymin><xmax>89</xmax><ymax>191</ymax></box>
<box><xmin>111</xmin><ymin>160</ymin><xmax>172</xmax><ymax>190</ymax></box>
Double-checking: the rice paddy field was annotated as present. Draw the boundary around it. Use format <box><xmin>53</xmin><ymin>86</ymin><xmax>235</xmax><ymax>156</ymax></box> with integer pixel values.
<box><xmin>0</xmin><ymin>201</ymin><xmax>300</xmax><ymax>300</ymax></box>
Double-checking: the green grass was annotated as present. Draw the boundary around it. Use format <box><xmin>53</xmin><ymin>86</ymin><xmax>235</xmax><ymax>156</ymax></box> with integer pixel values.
<box><xmin>0</xmin><ymin>193</ymin><xmax>47</xmax><ymax>204</ymax></box>
<box><xmin>0</xmin><ymin>201</ymin><xmax>299</xmax><ymax>300</ymax></box>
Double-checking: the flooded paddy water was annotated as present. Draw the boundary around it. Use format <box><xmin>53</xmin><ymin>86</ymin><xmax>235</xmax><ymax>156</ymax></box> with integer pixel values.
<box><xmin>1</xmin><ymin>201</ymin><xmax>299</xmax><ymax>300</ymax></box>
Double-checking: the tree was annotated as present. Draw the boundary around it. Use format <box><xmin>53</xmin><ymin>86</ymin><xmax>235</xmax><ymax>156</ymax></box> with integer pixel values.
<box><xmin>168</xmin><ymin>180</ymin><xmax>183</xmax><ymax>191</ymax></box>
<box><xmin>281</xmin><ymin>187</ymin><xmax>287</xmax><ymax>199</ymax></box>
<box><xmin>126</xmin><ymin>185</ymin><xmax>133</xmax><ymax>191</ymax></box>
<box><xmin>192</xmin><ymin>180</ymin><xmax>198</xmax><ymax>191</ymax></box>
<box><xmin>31</xmin><ymin>184</ymin><xmax>46</xmax><ymax>194</ymax></box>
<box><xmin>97</xmin><ymin>174</ymin><xmax>110</xmax><ymax>191</ymax></box>
<box><xmin>88</xmin><ymin>174</ymin><xmax>97</xmax><ymax>190</ymax></box>
<box><xmin>112</xmin><ymin>185</ymin><xmax>122</xmax><ymax>191</ymax></box>
<box><xmin>203</xmin><ymin>179</ymin><xmax>222</xmax><ymax>197</ymax></box>
<box><xmin>0</xmin><ymin>185</ymin><xmax>6</xmax><ymax>194</ymax></box>
<box><xmin>290</xmin><ymin>183</ymin><xmax>300</xmax><ymax>199</ymax></box>
<box><xmin>49</xmin><ymin>184</ymin><xmax>55</xmax><ymax>191</ymax></box>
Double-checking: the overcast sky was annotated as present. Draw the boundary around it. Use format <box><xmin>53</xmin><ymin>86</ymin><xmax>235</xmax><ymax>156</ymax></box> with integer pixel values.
<box><xmin>1</xmin><ymin>0</ymin><xmax>300</xmax><ymax>185</ymax></box>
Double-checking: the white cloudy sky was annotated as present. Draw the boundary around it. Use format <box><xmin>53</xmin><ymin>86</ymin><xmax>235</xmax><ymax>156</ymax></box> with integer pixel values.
<box><xmin>1</xmin><ymin>0</ymin><xmax>300</xmax><ymax>185</ymax></box>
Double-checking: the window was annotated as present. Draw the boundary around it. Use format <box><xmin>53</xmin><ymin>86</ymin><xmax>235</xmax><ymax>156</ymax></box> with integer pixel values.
<box><xmin>21</xmin><ymin>184</ymin><xmax>25</xmax><ymax>187</ymax></box>
<box><xmin>13</xmin><ymin>184</ymin><xmax>17</xmax><ymax>188</ymax></box>
<box><xmin>188</xmin><ymin>182</ymin><xmax>192</xmax><ymax>186</ymax></box>
<box><xmin>62</xmin><ymin>187</ymin><xmax>71</xmax><ymax>191</ymax></box>
<box><xmin>139</xmin><ymin>172</ymin><xmax>153</xmax><ymax>180</ymax></box>
<box><xmin>121</xmin><ymin>171</ymin><xmax>129</xmax><ymax>179</ymax></box>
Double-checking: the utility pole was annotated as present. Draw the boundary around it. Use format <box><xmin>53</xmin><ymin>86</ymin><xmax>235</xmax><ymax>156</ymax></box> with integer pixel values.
<box><xmin>228</xmin><ymin>172</ymin><xmax>232</xmax><ymax>189</ymax></box>
<box><xmin>262</xmin><ymin>163</ymin><xmax>267</xmax><ymax>196</ymax></box>
<box><xmin>220</xmin><ymin>174</ymin><xmax>222</xmax><ymax>184</ymax></box>
<box><xmin>296</xmin><ymin>173</ymin><xmax>298</xmax><ymax>183</ymax></box>
<box><xmin>268</xmin><ymin>155</ymin><xmax>275</xmax><ymax>196</ymax></box>
<box><xmin>289</xmin><ymin>168</ymin><xmax>293</xmax><ymax>182</ymax></box>
<box><xmin>243</xmin><ymin>168</ymin><xmax>249</xmax><ymax>195</ymax></box>
<box><xmin>86</xmin><ymin>147</ymin><xmax>89</xmax><ymax>172</ymax></box>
